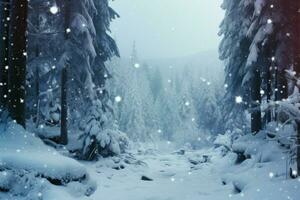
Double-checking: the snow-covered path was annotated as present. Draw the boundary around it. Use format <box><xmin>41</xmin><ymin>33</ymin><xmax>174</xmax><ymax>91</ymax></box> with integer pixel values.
<box><xmin>86</xmin><ymin>149</ymin><xmax>234</xmax><ymax>200</ymax></box>
<box><xmin>85</xmin><ymin>145</ymin><xmax>300</xmax><ymax>200</ymax></box>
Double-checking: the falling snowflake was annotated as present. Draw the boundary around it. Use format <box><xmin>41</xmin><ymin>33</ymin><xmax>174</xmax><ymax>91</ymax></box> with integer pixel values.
<box><xmin>66</xmin><ymin>28</ymin><xmax>71</xmax><ymax>33</ymax></box>
<box><xmin>50</xmin><ymin>6</ymin><xmax>58</xmax><ymax>14</ymax></box>
<box><xmin>115</xmin><ymin>96</ymin><xmax>122</xmax><ymax>103</ymax></box>
<box><xmin>134</xmin><ymin>63</ymin><xmax>140</xmax><ymax>68</ymax></box>
<box><xmin>235</xmin><ymin>96</ymin><xmax>243</xmax><ymax>104</ymax></box>
<box><xmin>267</xmin><ymin>19</ymin><xmax>272</xmax><ymax>24</ymax></box>
<box><xmin>260</xmin><ymin>90</ymin><xmax>265</xmax><ymax>95</ymax></box>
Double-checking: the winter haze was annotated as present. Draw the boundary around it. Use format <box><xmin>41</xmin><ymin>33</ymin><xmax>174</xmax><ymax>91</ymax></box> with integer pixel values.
<box><xmin>1</xmin><ymin>0</ymin><xmax>300</xmax><ymax>200</ymax></box>
<box><xmin>111</xmin><ymin>0</ymin><xmax>224</xmax><ymax>59</ymax></box>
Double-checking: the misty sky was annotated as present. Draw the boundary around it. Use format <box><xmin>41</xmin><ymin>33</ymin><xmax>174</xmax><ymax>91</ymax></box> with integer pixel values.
<box><xmin>110</xmin><ymin>0</ymin><xmax>224</xmax><ymax>59</ymax></box>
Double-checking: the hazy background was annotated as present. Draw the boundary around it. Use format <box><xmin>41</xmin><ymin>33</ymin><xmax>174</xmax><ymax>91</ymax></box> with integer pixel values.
<box><xmin>110</xmin><ymin>0</ymin><xmax>224</xmax><ymax>59</ymax></box>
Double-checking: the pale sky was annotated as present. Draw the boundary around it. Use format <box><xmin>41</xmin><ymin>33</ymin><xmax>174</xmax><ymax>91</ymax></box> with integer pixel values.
<box><xmin>110</xmin><ymin>0</ymin><xmax>224</xmax><ymax>59</ymax></box>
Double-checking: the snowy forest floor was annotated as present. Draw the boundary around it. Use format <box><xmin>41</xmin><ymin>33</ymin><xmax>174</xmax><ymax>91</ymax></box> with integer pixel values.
<box><xmin>86</xmin><ymin>144</ymin><xmax>300</xmax><ymax>200</ymax></box>
<box><xmin>1</xmin><ymin>123</ymin><xmax>300</xmax><ymax>200</ymax></box>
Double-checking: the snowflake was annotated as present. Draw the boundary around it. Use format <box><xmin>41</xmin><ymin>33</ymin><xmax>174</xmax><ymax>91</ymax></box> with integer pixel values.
<box><xmin>235</xmin><ymin>96</ymin><xmax>243</xmax><ymax>104</ymax></box>
<box><xmin>260</xmin><ymin>90</ymin><xmax>265</xmax><ymax>95</ymax></box>
<box><xmin>267</xmin><ymin>19</ymin><xmax>273</xmax><ymax>24</ymax></box>
<box><xmin>134</xmin><ymin>63</ymin><xmax>140</xmax><ymax>68</ymax></box>
<box><xmin>50</xmin><ymin>6</ymin><xmax>58</xmax><ymax>15</ymax></box>
<box><xmin>115</xmin><ymin>96</ymin><xmax>122</xmax><ymax>103</ymax></box>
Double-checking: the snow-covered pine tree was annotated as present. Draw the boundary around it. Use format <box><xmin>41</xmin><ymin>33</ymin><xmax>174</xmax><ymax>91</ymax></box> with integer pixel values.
<box><xmin>26</xmin><ymin>0</ymin><xmax>122</xmax><ymax>157</ymax></box>
<box><xmin>220</xmin><ymin>0</ymin><xmax>293</xmax><ymax>133</ymax></box>
<box><xmin>76</xmin><ymin>0</ymin><xmax>122</xmax><ymax>160</ymax></box>
<box><xmin>27</xmin><ymin>0</ymin><xmax>64</xmax><ymax>130</ymax></box>
<box><xmin>219</xmin><ymin>0</ymin><xmax>254</xmax><ymax>130</ymax></box>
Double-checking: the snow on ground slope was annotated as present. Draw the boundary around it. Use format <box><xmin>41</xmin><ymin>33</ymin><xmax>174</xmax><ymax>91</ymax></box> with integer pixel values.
<box><xmin>87</xmin><ymin>139</ymin><xmax>300</xmax><ymax>200</ymax></box>
<box><xmin>0</xmin><ymin>122</ymin><xmax>96</xmax><ymax>200</ymax></box>
<box><xmin>1</xmin><ymin>123</ymin><xmax>299</xmax><ymax>200</ymax></box>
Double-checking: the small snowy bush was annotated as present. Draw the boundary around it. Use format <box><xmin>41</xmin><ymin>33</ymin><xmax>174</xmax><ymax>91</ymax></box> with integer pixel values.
<box><xmin>79</xmin><ymin>100</ymin><xmax>129</xmax><ymax>160</ymax></box>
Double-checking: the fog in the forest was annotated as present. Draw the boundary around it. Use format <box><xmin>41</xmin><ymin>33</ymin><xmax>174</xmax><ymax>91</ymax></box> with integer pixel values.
<box><xmin>111</xmin><ymin>0</ymin><xmax>224</xmax><ymax>59</ymax></box>
<box><xmin>106</xmin><ymin>0</ymin><xmax>225</xmax><ymax>145</ymax></box>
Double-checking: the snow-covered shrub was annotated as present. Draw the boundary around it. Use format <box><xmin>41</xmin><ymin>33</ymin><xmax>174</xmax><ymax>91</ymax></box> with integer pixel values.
<box><xmin>214</xmin><ymin>132</ymin><xmax>233</xmax><ymax>150</ymax></box>
<box><xmin>214</xmin><ymin>129</ymin><xmax>243</xmax><ymax>150</ymax></box>
<box><xmin>79</xmin><ymin>100</ymin><xmax>129</xmax><ymax>160</ymax></box>
<box><xmin>41</xmin><ymin>98</ymin><xmax>61</xmax><ymax>127</ymax></box>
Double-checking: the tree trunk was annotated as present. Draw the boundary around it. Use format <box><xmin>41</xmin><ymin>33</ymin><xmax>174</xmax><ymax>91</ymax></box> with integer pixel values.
<box><xmin>60</xmin><ymin>66</ymin><xmax>68</xmax><ymax>145</ymax></box>
<box><xmin>265</xmin><ymin>68</ymin><xmax>272</xmax><ymax>123</ymax></box>
<box><xmin>7</xmin><ymin>0</ymin><xmax>28</xmax><ymax>127</ymax></box>
<box><xmin>60</xmin><ymin>0</ymin><xmax>71</xmax><ymax>145</ymax></box>
<box><xmin>34</xmin><ymin>9</ymin><xmax>40</xmax><ymax>128</ymax></box>
<box><xmin>251</xmin><ymin>69</ymin><xmax>262</xmax><ymax>134</ymax></box>
<box><xmin>35</xmin><ymin>67</ymin><xmax>40</xmax><ymax>128</ymax></box>
<box><xmin>292</xmin><ymin>1</ymin><xmax>300</xmax><ymax>177</ymax></box>
<box><xmin>0</xmin><ymin>0</ymin><xmax>10</xmax><ymax>110</ymax></box>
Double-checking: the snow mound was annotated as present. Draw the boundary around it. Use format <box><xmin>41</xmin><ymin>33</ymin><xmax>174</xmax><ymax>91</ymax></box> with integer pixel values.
<box><xmin>0</xmin><ymin>122</ymin><xmax>96</xmax><ymax>199</ymax></box>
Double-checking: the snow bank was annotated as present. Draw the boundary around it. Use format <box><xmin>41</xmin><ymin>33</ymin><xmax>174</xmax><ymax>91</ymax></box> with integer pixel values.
<box><xmin>0</xmin><ymin>122</ymin><xmax>96</xmax><ymax>199</ymax></box>
<box><xmin>214</xmin><ymin>130</ymin><xmax>300</xmax><ymax>199</ymax></box>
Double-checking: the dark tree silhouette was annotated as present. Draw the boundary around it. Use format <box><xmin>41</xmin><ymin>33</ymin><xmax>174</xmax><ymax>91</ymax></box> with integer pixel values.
<box><xmin>0</xmin><ymin>0</ymin><xmax>10</xmax><ymax>110</ymax></box>
<box><xmin>7</xmin><ymin>0</ymin><xmax>28</xmax><ymax>127</ymax></box>
<box><xmin>60</xmin><ymin>0</ymin><xmax>71</xmax><ymax>145</ymax></box>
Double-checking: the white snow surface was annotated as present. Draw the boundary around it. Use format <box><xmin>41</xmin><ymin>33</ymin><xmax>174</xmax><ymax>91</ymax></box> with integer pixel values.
<box><xmin>1</xmin><ymin>123</ymin><xmax>300</xmax><ymax>200</ymax></box>
<box><xmin>0</xmin><ymin>122</ymin><xmax>96</xmax><ymax>200</ymax></box>
<box><xmin>86</xmin><ymin>139</ymin><xmax>300</xmax><ymax>200</ymax></box>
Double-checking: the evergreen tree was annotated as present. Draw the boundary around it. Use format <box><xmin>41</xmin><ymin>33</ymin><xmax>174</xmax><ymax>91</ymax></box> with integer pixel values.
<box><xmin>219</xmin><ymin>0</ymin><xmax>254</xmax><ymax>130</ymax></box>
